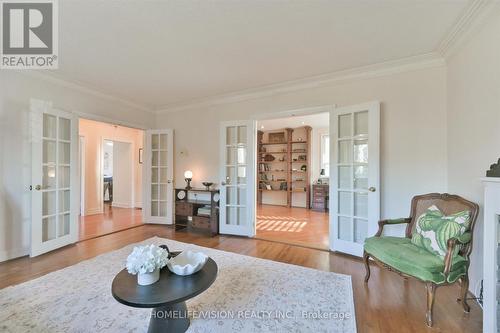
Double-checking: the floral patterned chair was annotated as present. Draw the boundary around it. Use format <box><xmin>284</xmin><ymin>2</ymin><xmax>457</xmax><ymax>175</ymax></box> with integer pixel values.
<box><xmin>363</xmin><ymin>193</ymin><xmax>479</xmax><ymax>327</ymax></box>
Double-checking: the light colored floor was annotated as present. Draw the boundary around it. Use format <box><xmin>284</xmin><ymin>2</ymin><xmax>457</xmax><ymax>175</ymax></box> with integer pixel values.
<box><xmin>256</xmin><ymin>204</ymin><xmax>329</xmax><ymax>249</ymax></box>
<box><xmin>0</xmin><ymin>225</ymin><xmax>481</xmax><ymax>333</ymax></box>
<box><xmin>79</xmin><ymin>203</ymin><xmax>142</xmax><ymax>241</ymax></box>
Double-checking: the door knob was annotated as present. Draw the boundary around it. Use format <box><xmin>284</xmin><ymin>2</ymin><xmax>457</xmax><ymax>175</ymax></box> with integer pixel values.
<box><xmin>167</xmin><ymin>180</ymin><xmax>172</xmax><ymax>184</ymax></box>
<box><xmin>368</xmin><ymin>187</ymin><xmax>376</xmax><ymax>192</ymax></box>
<box><xmin>35</xmin><ymin>185</ymin><xmax>42</xmax><ymax>191</ymax></box>
<box><xmin>221</xmin><ymin>181</ymin><xmax>227</xmax><ymax>186</ymax></box>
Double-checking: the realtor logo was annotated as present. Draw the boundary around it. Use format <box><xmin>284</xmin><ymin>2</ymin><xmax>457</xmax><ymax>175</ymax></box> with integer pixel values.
<box><xmin>1</xmin><ymin>0</ymin><xmax>58</xmax><ymax>69</ymax></box>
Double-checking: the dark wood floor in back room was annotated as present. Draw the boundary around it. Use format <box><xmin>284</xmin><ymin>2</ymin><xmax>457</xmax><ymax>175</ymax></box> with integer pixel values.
<box><xmin>0</xmin><ymin>225</ymin><xmax>481</xmax><ymax>333</ymax></box>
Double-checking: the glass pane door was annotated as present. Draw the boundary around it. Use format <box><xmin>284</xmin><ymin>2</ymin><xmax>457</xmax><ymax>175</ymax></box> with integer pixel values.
<box><xmin>42</xmin><ymin>114</ymin><xmax>72</xmax><ymax>240</ymax></box>
<box><xmin>220</xmin><ymin>121</ymin><xmax>255</xmax><ymax>236</ymax></box>
<box><xmin>145</xmin><ymin>130</ymin><xmax>173</xmax><ymax>224</ymax></box>
<box><xmin>31</xmin><ymin>100</ymin><xmax>77</xmax><ymax>257</ymax></box>
<box><xmin>330</xmin><ymin>103</ymin><xmax>380</xmax><ymax>256</ymax></box>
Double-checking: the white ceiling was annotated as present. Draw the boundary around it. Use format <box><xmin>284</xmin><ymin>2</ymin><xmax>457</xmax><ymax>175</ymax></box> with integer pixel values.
<box><xmin>53</xmin><ymin>0</ymin><xmax>472</xmax><ymax>110</ymax></box>
<box><xmin>258</xmin><ymin>112</ymin><xmax>329</xmax><ymax>131</ymax></box>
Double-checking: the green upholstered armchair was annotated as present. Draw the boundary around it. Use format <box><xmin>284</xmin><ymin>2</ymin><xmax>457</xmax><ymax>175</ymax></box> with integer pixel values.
<box><xmin>363</xmin><ymin>193</ymin><xmax>479</xmax><ymax>327</ymax></box>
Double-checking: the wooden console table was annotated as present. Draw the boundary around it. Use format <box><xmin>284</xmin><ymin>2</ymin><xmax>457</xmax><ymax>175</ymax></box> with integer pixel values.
<box><xmin>174</xmin><ymin>188</ymin><xmax>219</xmax><ymax>236</ymax></box>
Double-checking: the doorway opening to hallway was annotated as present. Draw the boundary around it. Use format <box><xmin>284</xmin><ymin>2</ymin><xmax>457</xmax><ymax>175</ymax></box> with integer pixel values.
<box><xmin>78</xmin><ymin>118</ymin><xmax>144</xmax><ymax>241</ymax></box>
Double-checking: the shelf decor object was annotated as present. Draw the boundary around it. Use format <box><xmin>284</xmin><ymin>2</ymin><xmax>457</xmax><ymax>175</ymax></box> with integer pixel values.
<box><xmin>125</xmin><ymin>244</ymin><xmax>170</xmax><ymax>286</ymax></box>
<box><xmin>486</xmin><ymin>158</ymin><xmax>500</xmax><ymax>177</ymax></box>
<box><xmin>166</xmin><ymin>250</ymin><xmax>209</xmax><ymax>276</ymax></box>
<box><xmin>184</xmin><ymin>170</ymin><xmax>193</xmax><ymax>190</ymax></box>
<box><xmin>482</xmin><ymin>177</ymin><xmax>500</xmax><ymax>332</ymax></box>
<box><xmin>202</xmin><ymin>182</ymin><xmax>213</xmax><ymax>190</ymax></box>
<box><xmin>268</xmin><ymin>131</ymin><xmax>286</xmax><ymax>143</ymax></box>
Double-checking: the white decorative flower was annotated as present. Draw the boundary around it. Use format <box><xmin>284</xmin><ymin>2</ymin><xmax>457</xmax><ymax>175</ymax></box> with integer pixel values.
<box><xmin>125</xmin><ymin>244</ymin><xmax>170</xmax><ymax>275</ymax></box>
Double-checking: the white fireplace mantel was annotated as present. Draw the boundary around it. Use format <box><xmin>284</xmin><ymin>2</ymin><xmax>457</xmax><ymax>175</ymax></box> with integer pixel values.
<box><xmin>481</xmin><ymin>177</ymin><xmax>500</xmax><ymax>333</ymax></box>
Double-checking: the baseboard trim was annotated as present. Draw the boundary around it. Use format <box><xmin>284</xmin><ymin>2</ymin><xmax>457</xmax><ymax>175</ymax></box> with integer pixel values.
<box><xmin>111</xmin><ymin>202</ymin><xmax>134</xmax><ymax>209</ymax></box>
<box><xmin>85</xmin><ymin>207</ymin><xmax>102</xmax><ymax>216</ymax></box>
<box><xmin>0</xmin><ymin>247</ymin><xmax>29</xmax><ymax>263</ymax></box>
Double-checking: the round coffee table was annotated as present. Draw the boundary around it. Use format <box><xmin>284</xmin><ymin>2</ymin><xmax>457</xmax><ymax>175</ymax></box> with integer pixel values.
<box><xmin>111</xmin><ymin>253</ymin><xmax>217</xmax><ymax>333</ymax></box>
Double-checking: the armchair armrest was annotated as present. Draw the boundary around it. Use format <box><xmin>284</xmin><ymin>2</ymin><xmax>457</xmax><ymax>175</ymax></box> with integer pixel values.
<box><xmin>443</xmin><ymin>232</ymin><xmax>472</xmax><ymax>276</ymax></box>
<box><xmin>375</xmin><ymin>218</ymin><xmax>411</xmax><ymax>237</ymax></box>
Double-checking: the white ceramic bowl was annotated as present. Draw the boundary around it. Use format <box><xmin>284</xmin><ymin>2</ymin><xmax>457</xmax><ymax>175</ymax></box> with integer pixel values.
<box><xmin>166</xmin><ymin>251</ymin><xmax>209</xmax><ymax>276</ymax></box>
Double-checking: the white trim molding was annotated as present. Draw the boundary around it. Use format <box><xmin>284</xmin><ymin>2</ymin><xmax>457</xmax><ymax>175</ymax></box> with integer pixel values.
<box><xmin>0</xmin><ymin>247</ymin><xmax>29</xmax><ymax>262</ymax></box>
<box><xmin>438</xmin><ymin>0</ymin><xmax>498</xmax><ymax>58</ymax></box>
<box><xmin>84</xmin><ymin>207</ymin><xmax>102</xmax><ymax>216</ymax></box>
<box><xmin>155</xmin><ymin>53</ymin><xmax>444</xmax><ymax>114</ymax></box>
<box><xmin>20</xmin><ymin>71</ymin><xmax>154</xmax><ymax>114</ymax></box>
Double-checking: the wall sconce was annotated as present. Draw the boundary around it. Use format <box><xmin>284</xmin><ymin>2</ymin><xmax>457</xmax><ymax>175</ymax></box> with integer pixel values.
<box><xmin>184</xmin><ymin>170</ymin><xmax>193</xmax><ymax>190</ymax></box>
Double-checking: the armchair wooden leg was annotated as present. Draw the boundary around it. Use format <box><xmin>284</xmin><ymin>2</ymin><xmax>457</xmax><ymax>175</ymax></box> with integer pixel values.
<box><xmin>425</xmin><ymin>282</ymin><xmax>436</xmax><ymax>327</ymax></box>
<box><xmin>363</xmin><ymin>251</ymin><xmax>371</xmax><ymax>283</ymax></box>
<box><xmin>458</xmin><ymin>275</ymin><xmax>471</xmax><ymax>313</ymax></box>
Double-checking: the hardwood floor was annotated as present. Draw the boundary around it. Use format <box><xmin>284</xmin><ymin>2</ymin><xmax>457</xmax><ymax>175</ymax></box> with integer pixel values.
<box><xmin>256</xmin><ymin>204</ymin><xmax>329</xmax><ymax>249</ymax></box>
<box><xmin>79</xmin><ymin>203</ymin><xmax>143</xmax><ymax>241</ymax></box>
<box><xmin>0</xmin><ymin>224</ymin><xmax>481</xmax><ymax>332</ymax></box>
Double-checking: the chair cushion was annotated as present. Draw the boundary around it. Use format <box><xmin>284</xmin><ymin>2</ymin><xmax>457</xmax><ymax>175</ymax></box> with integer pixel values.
<box><xmin>364</xmin><ymin>236</ymin><xmax>468</xmax><ymax>284</ymax></box>
<box><xmin>410</xmin><ymin>205</ymin><xmax>470</xmax><ymax>257</ymax></box>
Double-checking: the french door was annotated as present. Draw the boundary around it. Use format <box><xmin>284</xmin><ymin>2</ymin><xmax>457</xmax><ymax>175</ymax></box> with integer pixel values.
<box><xmin>31</xmin><ymin>100</ymin><xmax>78</xmax><ymax>257</ymax></box>
<box><xmin>219</xmin><ymin>121</ymin><xmax>256</xmax><ymax>236</ymax></box>
<box><xmin>330</xmin><ymin>102</ymin><xmax>380</xmax><ymax>256</ymax></box>
<box><xmin>143</xmin><ymin>129</ymin><xmax>174</xmax><ymax>224</ymax></box>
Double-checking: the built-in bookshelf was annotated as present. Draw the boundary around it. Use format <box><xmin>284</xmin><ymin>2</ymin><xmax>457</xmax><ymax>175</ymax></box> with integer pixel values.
<box><xmin>257</xmin><ymin>126</ymin><xmax>311</xmax><ymax>208</ymax></box>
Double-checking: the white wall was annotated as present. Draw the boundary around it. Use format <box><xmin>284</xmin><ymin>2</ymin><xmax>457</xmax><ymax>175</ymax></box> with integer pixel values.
<box><xmin>0</xmin><ymin>71</ymin><xmax>154</xmax><ymax>261</ymax></box>
<box><xmin>157</xmin><ymin>66</ymin><xmax>448</xmax><ymax>235</ymax></box>
<box><xmin>112</xmin><ymin>141</ymin><xmax>134</xmax><ymax>208</ymax></box>
<box><xmin>446</xmin><ymin>6</ymin><xmax>500</xmax><ymax>295</ymax></box>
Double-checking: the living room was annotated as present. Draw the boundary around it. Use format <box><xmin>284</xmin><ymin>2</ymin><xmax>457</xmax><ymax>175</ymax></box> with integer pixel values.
<box><xmin>0</xmin><ymin>1</ymin><xmax>499</xmax><ymax>332</ymax></box>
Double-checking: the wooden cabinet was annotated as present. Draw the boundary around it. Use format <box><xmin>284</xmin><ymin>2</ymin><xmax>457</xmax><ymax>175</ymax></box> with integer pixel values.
<box><xmin>175</xmin><ymin>188</ymin><xmax>219</xmax><ymax>236</ymax></box>
<box><xmin>311</xmin><ymin>184</ymin><xmax>329</xmax><ymax>212</ymax></box>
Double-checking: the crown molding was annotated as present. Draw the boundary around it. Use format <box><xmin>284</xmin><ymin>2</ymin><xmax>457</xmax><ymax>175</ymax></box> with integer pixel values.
<box><xmin>18</xmin><ymin>70</ymin><xmax>154</xmax><ymax>114</ymax></box>
<box><xmin>155</xmin><ymin>52</ymin><xmax>445</xmax><ymax>114</ymax></box>
<box><xmin>438</xmin><ymin>0</ymin><xmax>498</xmax><ymax>58</ymax></box>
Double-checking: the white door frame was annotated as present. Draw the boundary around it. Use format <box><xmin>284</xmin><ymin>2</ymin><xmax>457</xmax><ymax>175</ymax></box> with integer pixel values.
<box><xmin>329</xmin><ymin>101</ymin><xmax>380</xmax><ymax>256</ymax></box>
<box><xmin>100</xmin><ymin>137</ymin><xmax>135</xmax><ymax>210</ymax></box>
<box><xmin>79</xmin><ymin>136</ymin><xmax>86</xmax><ymax>216</ymax></box>
<box><xmin>219</xmin><ymin>105</ymin><xmax>336</xmax><ymax>238</ymax></box>
<box><xmin>251</xmin><ymin>105</ymin><xmax>335</xmax><ymax>238</ymax></box>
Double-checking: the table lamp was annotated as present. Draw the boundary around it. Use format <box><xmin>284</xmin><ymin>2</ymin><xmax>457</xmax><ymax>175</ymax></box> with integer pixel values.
<box><xmin>184</xmin><ymin>170</ymin><xmax>193</xmax><ymax>190</ymax></box>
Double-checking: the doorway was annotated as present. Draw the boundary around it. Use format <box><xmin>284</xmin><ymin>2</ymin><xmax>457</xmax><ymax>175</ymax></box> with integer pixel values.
<box><xmin>217</xmin><ymin>102</ymin><xmax>380</xmax><ymax>257</ymax></box>
<box><xmin>78</xmin><ymin>118</ymin><xmax>144</xmax><ymax>241</ymax></box>
<box><xmin>255</xmin><ymin>112</ymin><xmax>330</xmax><ymax>250</ymax></box>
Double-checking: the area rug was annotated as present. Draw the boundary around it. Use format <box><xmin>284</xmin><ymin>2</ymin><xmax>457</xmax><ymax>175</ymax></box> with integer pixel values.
<box><xmin>0</xmin><ymin>237</ymin><xmax>356</xmax><ymax>333</ymax></box>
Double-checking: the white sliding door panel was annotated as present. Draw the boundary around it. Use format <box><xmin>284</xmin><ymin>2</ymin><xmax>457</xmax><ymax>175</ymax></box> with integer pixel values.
<box><xmin>143</xmin><ymin>129</ymin><xmax>174</xmax><ymax>224</ymax></box>
<box><xmin>329</xmin><ymin>102</ymin><xmax>380</xmax><ymax>256</ymax></box>
<box><xmin>219</xmin><ymin>120</ymin><xmax>256</xmax><ymax>236</ymax></box>
<box><xmin>31</xmin><ymin>100</ymin><xmax>78</xmax><ymax>257</ymax></box>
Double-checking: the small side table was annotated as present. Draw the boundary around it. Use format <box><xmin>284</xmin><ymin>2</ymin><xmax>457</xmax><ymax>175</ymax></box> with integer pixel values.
<box><xmin>112</xmin><ymin>254</ymin><xmax>217</xmax><ymax>333</ymax></box>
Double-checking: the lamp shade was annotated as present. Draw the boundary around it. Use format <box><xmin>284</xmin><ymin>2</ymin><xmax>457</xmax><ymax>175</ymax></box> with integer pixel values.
<box><xmin>184</xmin><ymin>170</ymin><xmax>193</xmax><ymax>179</ymax></box>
